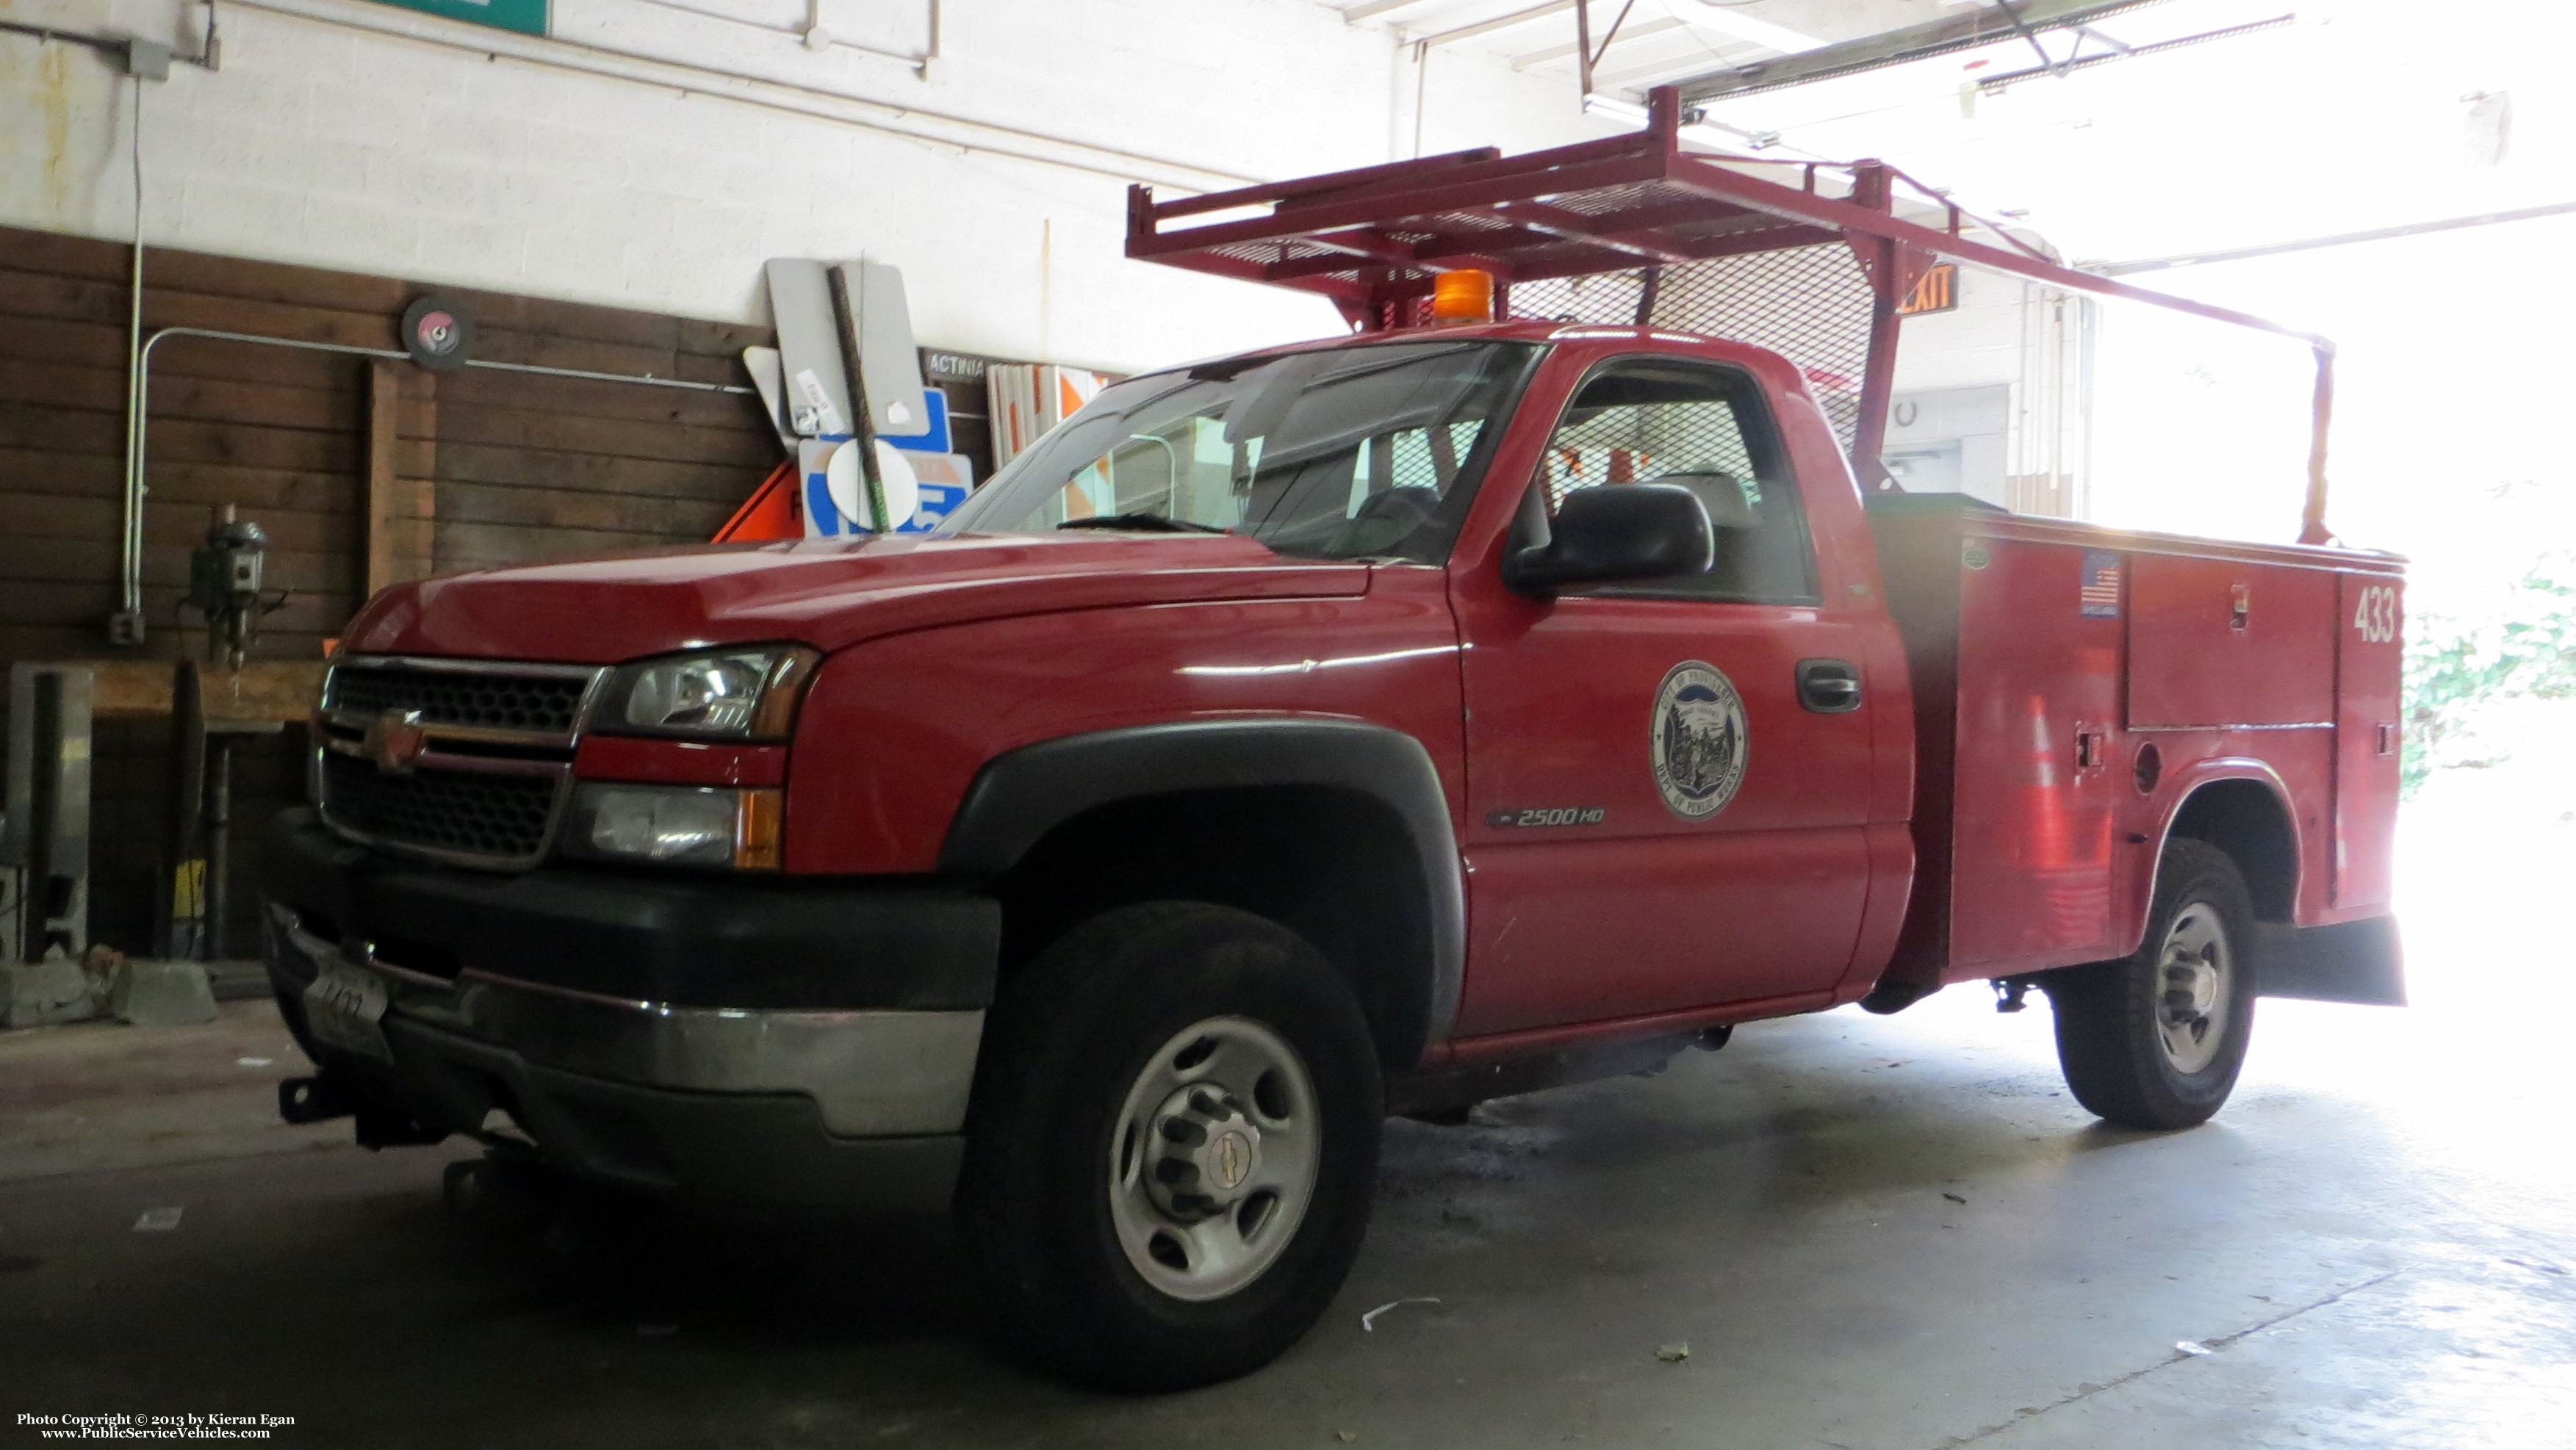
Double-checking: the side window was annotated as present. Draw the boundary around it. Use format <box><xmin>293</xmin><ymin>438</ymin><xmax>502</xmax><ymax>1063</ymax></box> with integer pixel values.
<box><xmin>1536</xmin><ymin>360</ymin><xmax>1818</xmax><ymax>604</ymax></box>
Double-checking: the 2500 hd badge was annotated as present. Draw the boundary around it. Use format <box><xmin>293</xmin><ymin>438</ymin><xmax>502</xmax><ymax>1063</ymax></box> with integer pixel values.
<box><xmin>1486</xmin><ymin>806</ymin><xmax>1610</xmax><ymax>828</ymax></box>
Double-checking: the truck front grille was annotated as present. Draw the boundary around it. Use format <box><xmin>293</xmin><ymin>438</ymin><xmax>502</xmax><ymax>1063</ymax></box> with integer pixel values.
<box><xmin>315</xmin><ymin>656</ymin><xmax>605</xmax><ymax>869</ymax></box>
<box><xmin>326</xmin><ymin>664</ymin><xmax>593</xmax><ymax>735</ymax></box>
<box><xmin>320</xmin><ymin>752</ymin><xmax>561</xmax><ymax>864</ymax></box>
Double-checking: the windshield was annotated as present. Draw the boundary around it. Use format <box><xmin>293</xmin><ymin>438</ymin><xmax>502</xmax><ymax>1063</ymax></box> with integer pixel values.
<box><xmin>938</xmin><ymin>340</ymin><xmax>1539</xmax><ymax>562</ymax></box>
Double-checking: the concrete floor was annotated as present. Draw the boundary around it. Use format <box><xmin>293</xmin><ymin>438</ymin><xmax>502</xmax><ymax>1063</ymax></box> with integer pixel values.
<box><xmin>6</xmin><ymin>807</ymin><xmax>2573</xmax><ymax>1448</ymax></box>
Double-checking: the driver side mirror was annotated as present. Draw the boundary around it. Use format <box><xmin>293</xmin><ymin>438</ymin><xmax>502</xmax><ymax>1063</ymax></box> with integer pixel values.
<box><xmin>1504</xmin><ymin>484</ymin><xmax>1714</xmax><ymax>595</ymax></box>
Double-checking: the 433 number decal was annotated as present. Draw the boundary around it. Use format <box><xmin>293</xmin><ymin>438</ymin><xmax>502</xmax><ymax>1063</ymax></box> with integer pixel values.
<box><xmin>2353</xmin><ymin>585</ymin><xmax>2400</xmax><ymax>644</ymax></box>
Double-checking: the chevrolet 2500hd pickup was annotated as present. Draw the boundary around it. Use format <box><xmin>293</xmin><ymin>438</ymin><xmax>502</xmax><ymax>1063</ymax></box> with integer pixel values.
<box><xmin>263</xmin><ymin>95</ymin><xmax>2403</xmax><ymax>1390</ymax></box>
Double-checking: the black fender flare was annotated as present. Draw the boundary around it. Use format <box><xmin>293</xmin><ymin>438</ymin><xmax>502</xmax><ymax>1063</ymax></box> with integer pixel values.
<box><xmin>938</xmin><ymin>718</ymin><xmax>1466</xmax><ymax>1056</ymax></box>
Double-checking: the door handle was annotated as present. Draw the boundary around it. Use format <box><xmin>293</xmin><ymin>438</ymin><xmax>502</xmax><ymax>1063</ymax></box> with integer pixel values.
<box><xmin>1796</xmin><ymin>658</ymin><xmax>1862</xmax><ymax>713</ymax></box>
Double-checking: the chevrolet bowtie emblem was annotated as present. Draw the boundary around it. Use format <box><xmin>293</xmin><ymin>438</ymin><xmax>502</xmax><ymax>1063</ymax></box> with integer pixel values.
<box><xmin>364</xmin><ymin>709</ymin><xmax>429</xmax><ymax>773</ymax></box>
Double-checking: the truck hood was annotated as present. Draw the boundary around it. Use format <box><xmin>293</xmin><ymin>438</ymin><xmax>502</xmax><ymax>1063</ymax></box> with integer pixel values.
<box><xmin>339</xmin><ymin>532</ymin><xmax>1373</xmax><ymax>664</ymax></box>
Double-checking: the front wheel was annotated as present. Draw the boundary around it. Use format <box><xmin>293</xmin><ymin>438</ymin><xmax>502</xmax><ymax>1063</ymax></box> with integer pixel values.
<box><xmin>959</xmin><ymin>902</ymin><xmax>1382</xmax><ymax>1390</ymax></box>
<box><xmin>2044</xmin><ymin>839</ymin><xmax>2258</xmax><ymax>1130</ymax></box>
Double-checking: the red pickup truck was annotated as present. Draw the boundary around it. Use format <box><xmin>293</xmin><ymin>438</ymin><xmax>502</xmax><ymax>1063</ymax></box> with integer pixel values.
<box><xmin>262</xmin><ymin>98</ymin><xmax>2403</xmax><ymax>1390</ymax></box>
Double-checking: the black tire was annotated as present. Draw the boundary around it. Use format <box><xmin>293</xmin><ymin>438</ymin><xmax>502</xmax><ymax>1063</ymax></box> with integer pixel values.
<box><xmin>2044</xmin><ymin>839</ymin><xmax>2258</xmax><ymax>1130</ymax></box>
<box><xmin>958</xmin><ymin>901</ymin><xmax>1382</xmax><ymax>1391</ymax></box>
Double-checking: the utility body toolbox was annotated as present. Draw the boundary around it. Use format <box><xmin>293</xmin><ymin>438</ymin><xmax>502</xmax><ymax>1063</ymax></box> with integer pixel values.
<box><xmin>1866</xmin><ymin>495</ymin><xmax>2403</xmax><ymax>1006</ymax></box>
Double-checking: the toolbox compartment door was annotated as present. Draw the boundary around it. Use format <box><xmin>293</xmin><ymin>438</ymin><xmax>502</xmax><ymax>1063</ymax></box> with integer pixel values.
<box><xmin>1946</xmin><ymin>536</ymin><xmax>2123</xmax><ymax>967</ymax></box>
<box><xmin>2126</xmin><ymin>555</ymin><xmax>2338</xmax><ymax>729</ymax></box>
<box><xmin>2331</xmin><ymin>573</ymin><xmax>2404</xmax><ymax>909</ymax></box>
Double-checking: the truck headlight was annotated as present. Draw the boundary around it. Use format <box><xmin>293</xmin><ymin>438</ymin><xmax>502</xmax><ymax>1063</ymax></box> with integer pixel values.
<box><xmin>593</xmin><ymin>645</ymin><xmax>818</xmax><ymax>740</ymax></box>
<box><xmin>564</xmin><ymin>784</ymin><xmax>783</xmax><ymax>870</ymax></box>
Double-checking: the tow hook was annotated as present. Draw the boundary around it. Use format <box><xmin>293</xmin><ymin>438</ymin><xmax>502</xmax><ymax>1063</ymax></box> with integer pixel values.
<box><xmin>279</xmin><ymin>1073</ymin><xmax>447</xmax><ymax>1149</ymax></box>
<box><xmin>278</xmin><ymin>1074</ymin><xmax>356</xmax><ymax>1124</ymax></box>
<box><xmin>1994</xmin><ymin>978</ymin><xmax>2033</xmax><ymax>1014</ymax></box>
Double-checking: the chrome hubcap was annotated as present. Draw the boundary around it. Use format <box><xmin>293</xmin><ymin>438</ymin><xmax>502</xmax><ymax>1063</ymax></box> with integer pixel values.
<box><xmin>2154</xmin><ymin>901</ymin><xmax>2234</xmax><ymax>1074</ymax></box>
<box><xmin>1109</xmin><ymin>1017</ymin><xmax>1320</xmax><ymax>1302</ymax></box>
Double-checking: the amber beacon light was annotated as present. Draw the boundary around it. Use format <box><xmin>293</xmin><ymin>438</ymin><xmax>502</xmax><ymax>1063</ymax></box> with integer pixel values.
<box><xmin>1432</xmin><ymin>269</ymin><xmax>1495</xmax><ymax>324</ymax></box>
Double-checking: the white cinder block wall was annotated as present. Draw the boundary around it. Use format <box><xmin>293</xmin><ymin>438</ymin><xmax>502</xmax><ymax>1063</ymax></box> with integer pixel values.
<box><xmin>0</xmin><ymin>0</ymin><xmax>1616</xmax><ymax>370</ymax></box>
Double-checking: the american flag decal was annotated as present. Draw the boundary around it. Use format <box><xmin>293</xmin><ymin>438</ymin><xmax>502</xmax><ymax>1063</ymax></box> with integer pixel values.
<box><xmin>2079</xmin><ymin>551</ymin><xmax>2123</xmax><ymax>618</ymax></box>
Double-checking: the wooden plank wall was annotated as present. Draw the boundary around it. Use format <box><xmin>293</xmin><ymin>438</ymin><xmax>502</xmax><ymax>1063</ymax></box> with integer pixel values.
<box><xmin>424</xmin><ymin>293</ymin><xmax>777</xmax><ymax>573</ymax></box>
<box><xmin>0</xmin><ymin>223</ymin><xmax>780</xmax><ymax>959</ymax></box>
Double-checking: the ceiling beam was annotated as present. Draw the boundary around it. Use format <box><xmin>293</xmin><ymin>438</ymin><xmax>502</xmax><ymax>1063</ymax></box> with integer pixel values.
<box><xmin>1674</xmin><ymin>0</ymin><xmax>2179</xmax><ymax>103</ymax></box>
<box><xmin>1412</xmin><ymin>0</ymin><xmax>1577</xmax><ymax>49</ymax></box>
<box><xmin>1512</xmin><ymin>14</ymin><xmax>1684</xmax><ymax>71</ymax></box>
<box><xmin>1339</xmin><ymin>0</ymin><xmax>1438</xmax><ymax>22</ymax></box>
<box><xmin>1594</xmin><ymin>45</ymin><xmax>1753</xmax><ymax>90</ymax></box>
<box><xmin>1973</xmin><ymin>13</ymin><xmax>2293</xmax><ymax>95</ymax></box>
<box><xmin>1661</xmin><ymin>0</ymin><xmax>1824</xmax><ymax>57</ymax></box>
<box><xmin>2096</xmin><ymin>199</ymin><xmax>2576</xmax><ymax>277</ymax></box>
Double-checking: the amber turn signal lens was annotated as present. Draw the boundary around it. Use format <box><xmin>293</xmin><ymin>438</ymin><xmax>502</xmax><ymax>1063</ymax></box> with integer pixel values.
<box><xmin>750</xmin><ymin>649</ymin><xmax>820</xmax><ymax>737</ymax></box>
<box><xmin>1432</xmin><ymin>268</ymin><xmax>1495</xmax><ymax>324</ymax></box>
<box><xmin>733</xmin><ymin>787</ymin><xmax>784</xmax><ymax>870</ymax></box>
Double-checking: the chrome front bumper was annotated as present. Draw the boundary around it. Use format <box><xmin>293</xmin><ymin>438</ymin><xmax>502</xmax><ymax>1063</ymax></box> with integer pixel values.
<box><xmin>266</xmin><ymin>903</ymin><xmax>980</xmax><ymax>1213</ymax></box>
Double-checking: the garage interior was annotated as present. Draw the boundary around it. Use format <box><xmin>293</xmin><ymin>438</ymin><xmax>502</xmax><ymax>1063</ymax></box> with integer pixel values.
<box><xmin>4</xmin><ymin>0</ymin><xmax>2573</xmax><ymax>1443</ymax></box>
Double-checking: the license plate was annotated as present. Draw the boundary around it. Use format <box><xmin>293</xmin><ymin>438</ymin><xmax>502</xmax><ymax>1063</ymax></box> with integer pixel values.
<box><xmin>303</xmin><ymin>964</ymin><xmax>395</xmax><ymax>1064</ymax></box>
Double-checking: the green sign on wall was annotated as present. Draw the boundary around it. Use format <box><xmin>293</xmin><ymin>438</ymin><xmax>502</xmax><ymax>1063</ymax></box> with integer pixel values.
<box><xmin>367</xmin><ymin>0</ymin><xmax>549</xmax><ymax>38</ymax></box>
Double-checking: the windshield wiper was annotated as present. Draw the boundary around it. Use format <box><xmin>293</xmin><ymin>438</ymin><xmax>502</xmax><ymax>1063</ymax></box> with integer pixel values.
<box><xmin>1057</xmin><ymin>513</ymin><xmax>1231</xmax><ymax>535</ymax></box>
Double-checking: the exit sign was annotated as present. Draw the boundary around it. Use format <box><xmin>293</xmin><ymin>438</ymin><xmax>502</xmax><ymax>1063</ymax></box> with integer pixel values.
<box><xmin>367</xmin><ymin>0</ymin><xmax>547</xmax><ymax>37</ymax></box>
<box><xmin>1899</xmin><ymin>263</ymin><xmax>1958</xmax><ymax>316</ymax></box>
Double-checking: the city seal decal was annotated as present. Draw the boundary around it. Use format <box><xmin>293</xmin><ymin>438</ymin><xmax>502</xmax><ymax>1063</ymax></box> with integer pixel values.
<box><xmin>1649</xmin><ymin>660</ymin><xmax>1749</xmax><ymax>820</ymax></box>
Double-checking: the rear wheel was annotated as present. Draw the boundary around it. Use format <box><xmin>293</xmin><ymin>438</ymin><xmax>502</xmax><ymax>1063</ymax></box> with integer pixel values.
<box><xmin>2045</xmin><ymin>839</ymin><xmax>2258</xmax><ymax>1129</ymax></box>
<box><xmin>959</xmin><ymin>902</ymin><xmax>1381</xmax><ymax>1390</ymax></box>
